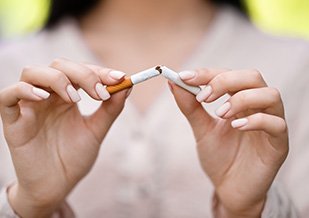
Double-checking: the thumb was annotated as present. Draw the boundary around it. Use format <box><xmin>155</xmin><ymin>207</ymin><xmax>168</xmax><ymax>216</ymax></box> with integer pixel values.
<box><xmin>85</xmin><ymin>88</ymin><xmax>130</xmax><ymax>142</ymax></box>
<box><xmin>169</xmin><ymin>82</ymin><xmax>214</xmax><ymax>139</ymax></box>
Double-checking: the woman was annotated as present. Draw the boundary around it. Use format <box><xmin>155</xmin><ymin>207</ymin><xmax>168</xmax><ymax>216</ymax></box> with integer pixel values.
<box><xmin>0</xmin><ymin>0</ymin><xmax>309</xmax><ymax>217</ymax></box>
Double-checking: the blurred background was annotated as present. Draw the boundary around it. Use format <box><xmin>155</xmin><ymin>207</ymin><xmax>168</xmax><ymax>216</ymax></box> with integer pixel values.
<box><xmin>0</xmin><ymin>0</ymin><xmax>309</xmax><ymax>39</ymax></box>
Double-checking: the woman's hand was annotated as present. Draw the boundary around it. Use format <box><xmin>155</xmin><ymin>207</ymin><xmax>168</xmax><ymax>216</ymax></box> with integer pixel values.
<box><xmin>170</xmin><ymin>69</ymin><xmax>288</xmax><ymax>218</ymax></box>
<box><xmin>0</xmin><ymin>58</ymin><xmax>129</xmax><ymax>218</ymax></box>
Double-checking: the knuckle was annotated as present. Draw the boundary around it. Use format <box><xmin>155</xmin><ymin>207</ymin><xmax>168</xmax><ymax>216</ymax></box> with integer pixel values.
<box><xmin>79</xmin><ymin>69</ymin><xmax>98</xmax><ymax>83</ymax></box>
<box><xmin>269</xmin><ymin>87</ymin><xmax>282</xmax><ymax>101</ymax></box>
<box><xmin>80</xmin><ymin>68</ymin><xmax>93</xmax><ymax>78</ymax></box>
<box><xmin>15</xmin><ymin>82</ymin><xmax>27</xmax><ymax>93</ymax></box>
<box><xmin>250</xmin><ymin>69</ymin><xmax>264</xmax><ymax>81</ymax></box>
<box><xmin>237</xmin><ymin>91</ymin><xmax>249</xmax><ymax>103</ymax></box>
<box><xmin>51</xmin><ymin>70</ymin><xmax>66</xmax><ymax>84</ymax></box>
<box><xmin>97</xmin><ymin>68</ymin><xmax>110</xmax><ymax>77</ymax></box>
<box><xmin>277</xmin><ymin>117</ymin><xmax>288</xmax><ymax>133</ymax></box>
<box><xmin>214</xmin><ymin>73</ymin><xmax>227</xmax><ymax>86</ymax></box>
<box><xmin>21</xmin><ymin>66</ymin><xmax>35</xmax><ymax>78</ymax></box>
<box><xmin>254</xmin><ymin>113</ymin><xmax>265</xmax><ymax>125</ymax></box>
<box><xmin>21</xmin><ymin>66</ymin><xmax>33</xmax><ymax>73</ymax></box>
<box><xmin>50</xmin><ymin>58</ymin><xmax>65</xmax><ymax>68</ymax></box>
<box><xmin>197</xmin><ymin>68</ymin><xmax>208</xmax><ymax>74</ymax></box>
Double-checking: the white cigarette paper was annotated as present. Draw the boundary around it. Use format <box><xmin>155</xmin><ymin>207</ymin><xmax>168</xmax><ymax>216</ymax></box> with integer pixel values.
<box><xmin>160</xmin><ymin>66</ymin><xmax>201</xmax><ymax>95</ymax></box>
<box><xmin>131</xmin><ymin>67</ymin><xmax>161</xmax><ymax>85</ymax></box>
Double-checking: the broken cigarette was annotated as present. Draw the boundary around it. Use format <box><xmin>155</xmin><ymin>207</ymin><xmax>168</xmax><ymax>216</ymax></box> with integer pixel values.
<box><xmin>106</xmin><ymin>66</ymin><xmax>162</xmax><ymax>94</ymax></box>
<box><xmin>160</xmin><ymin>66</ymin><xmax>201</xmax><ymax>95</ymax></box>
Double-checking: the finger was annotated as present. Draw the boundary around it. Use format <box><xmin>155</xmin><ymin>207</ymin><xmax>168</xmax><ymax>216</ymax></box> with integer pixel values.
<box><xmin>50</xmin><ymin>58</ymin><xmax>110</xmax><ymax>101</ymax></box>
<box><xmin>20</xmin><ymin>66</ymin><xmax>77</xmax><ymax>103</ymax></box>
<box><xmin>0</xmin><ymin>82</ymin><xmax>50</xmax><ymax>123</ymax></box>
<box><xmin>231</xmin><ymin>113</ymin><xmax>287</xmax><ymax>137</ymax></box>
<box><xmin>179</xmin><ymin>68</ymin><xmax>228</xmax><ymax>86</ymax></box>
<box><xmin>84</xmin><ymin>88</ymin><xmax>131</xmax><ymax>142</ymax></box>
<box><xmin>196</xmin><ymin>69</ymin><xmax>267</xmax><ymax>103</ymax></box>
<box><xmin>169</xmin><ymin>82</ymin><xmax>214</xmax><ymax>141</ymax></box>
<box><xmin>85</xmin><ymin>64</ymin><xmax>126</xmax><ymax>85</ymax></box>
<box><xmin>215</xmin><ymin>87</ymin><xmax>284</xmax><ymax>118</ymax></box>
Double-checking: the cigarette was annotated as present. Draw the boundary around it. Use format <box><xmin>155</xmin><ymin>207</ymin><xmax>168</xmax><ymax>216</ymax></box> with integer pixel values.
<box><xmin>160</xmin><ymin>66</ymin><xmax>201</xmax><ymax>95</ymax></box>
<box><xmin>106</xmin><ymin>66</ymin><xmax>162</xmax><ymax>94</ymax></box>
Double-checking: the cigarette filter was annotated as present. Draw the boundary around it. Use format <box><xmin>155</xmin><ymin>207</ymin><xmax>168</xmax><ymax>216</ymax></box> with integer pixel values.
<box><xmin>160</xmin><ymin>66</ymin><xmax>201</xmax><ymax>95</ymax></box>
<box><xmin>106</xmin><ymin>66</ymin><xmax>162</xmax><ymax>94</ymax></box>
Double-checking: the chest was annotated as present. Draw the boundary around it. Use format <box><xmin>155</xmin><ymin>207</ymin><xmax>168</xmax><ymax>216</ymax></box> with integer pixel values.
<box><xmin>84</xmin><ymin>31</ymin><xmax>207</xmax><ymax>113</ymax></box>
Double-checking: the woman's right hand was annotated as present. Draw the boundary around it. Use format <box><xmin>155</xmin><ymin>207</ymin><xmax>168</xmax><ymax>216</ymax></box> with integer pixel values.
<box><xmin>0</xmin><ymin>58</ymin><xmax>129</xmax><ymax>218</ymax></box>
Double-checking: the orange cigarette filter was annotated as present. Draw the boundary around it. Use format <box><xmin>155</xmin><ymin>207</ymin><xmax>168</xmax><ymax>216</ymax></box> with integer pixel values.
<box><xmin>106</xmin><ymin>66</ymin><xmax>162</xmax><ymax>94</ymax></box>
<box><xmin>106</xmin><ymin>78</ymin><xmax>133</xmax><ymax>94</ymax></box>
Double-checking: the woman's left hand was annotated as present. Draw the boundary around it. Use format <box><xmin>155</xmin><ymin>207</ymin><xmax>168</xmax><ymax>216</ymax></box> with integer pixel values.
<box><xmin>170</xmin><ymin>69</ymin><xmax>289</xmax><ymax>218</ymax></box>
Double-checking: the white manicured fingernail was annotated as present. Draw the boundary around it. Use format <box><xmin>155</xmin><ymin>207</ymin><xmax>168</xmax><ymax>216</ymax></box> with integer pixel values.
<box><xmin>196</xmin><ymin>86</ymin><xmax>212</xmax><ymax>102</ymax></box>
<box><xmin>95</xmin><ymin>83</ymin><xmax>110</xmax><ymax>101</ymax></box>
<box><xmin>216</xmin><ymin>102</ymin><xmax>231</xmax><ymax>117</ymax></box>
<box><xmin>231</xmin><ymin>118</ymin><xmax>248</xmax><ymax>128</ymax></box>
<box><xmin>32</xmin><ymin>87</ymin><xmax>50</xmax><ymax>99</ymax></box>
<box><xmin>66</xmin><ymin>84</ymin><xmax>81</xmax><ymax>102</ymax></box>
<box><xmin>179</xmin><ymin>71</ymin><xmax>196</xmax><ymax>80</ymax></box>
<box><xmin>109</xmin><ymin>70</ymin><xmax>126</xmax><ymax>80</ymax></box>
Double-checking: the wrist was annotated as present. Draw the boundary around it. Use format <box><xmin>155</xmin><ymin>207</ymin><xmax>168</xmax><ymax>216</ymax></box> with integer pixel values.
<box><xmin>8</xmin><ymin>183</ymin><xmax>59</xmax><ymax>218</ymax></box>
<box><xmin>213</xmin><ymin>194</ymin><xmax>266</xmax><ymax>218</ymax></box>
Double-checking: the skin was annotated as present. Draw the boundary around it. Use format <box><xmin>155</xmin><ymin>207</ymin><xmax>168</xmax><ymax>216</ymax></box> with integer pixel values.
<box><xmin>0</xmin><ymin>59</ymin><xmax>130</xmax><ymax>217</ymax></box>
<box><xmin>171</xmin><ymin>69</ymin><xmax>288</xmax><ymax>217</ymax></box>
<box><xmin>0</xmin><ymin>0</ymin><xmax>288</xmax><ymax>217</ymax></box>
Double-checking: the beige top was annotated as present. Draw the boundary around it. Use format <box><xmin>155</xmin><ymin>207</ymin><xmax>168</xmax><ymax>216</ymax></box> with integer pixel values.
<box><xmin>1</xmin><ymin>6</ymin><xmax>309</xmax><ymax>218</ymax></box>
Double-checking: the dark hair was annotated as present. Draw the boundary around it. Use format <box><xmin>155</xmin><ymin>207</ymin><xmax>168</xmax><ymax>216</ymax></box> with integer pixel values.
<box><xmin>45</xmin><ymin>0</ymin><xmax>245</xmax><ymax>29</ymax></box>
<box><xmin>213</xmin><ymin>0</ymin><xmax>245</xmax><ymax>11</ymax></box>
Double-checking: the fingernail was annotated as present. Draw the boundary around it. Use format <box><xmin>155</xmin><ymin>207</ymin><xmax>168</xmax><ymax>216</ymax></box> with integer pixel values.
<box><xmin>32</xmin><ymin>87</ymin><xmax>50</xmax><ymax>99</ymax></box>
<box><xmin>179</xmin><ymin>71</ymin><xmax>196</xmax><ymax>80</ymax></box>
<box><xmin>231</xmin><ymin>118</ymin><xmax>248</xmax><ymax>128</ymax></box>
<box><xmin>196</xmin><ymin>86</ymin><xmax>212</xmax><ymax>102</ymax></box>
<box><xmin>216</xmin><ymin>102</ymin><xmax>231</xmax><ymax>117</ymax></box>
<box><xmin>126</xmin><ymin>88</ymin><xmax>133</xmax><ymax>98</ymax></box>
<box><xmin>66</xmin><ymin>84</ymin><xmax>81</xmax><ymax>102</ymax></box>
<box><xmin>109</xmin><ymin>70</ymin><xmax>126</xmax><ymax>80</ymax></box>
<box><xmin>95</xmin><ymin>83</ymin><xmax>111</xmax><ymax>101</ymax></box>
